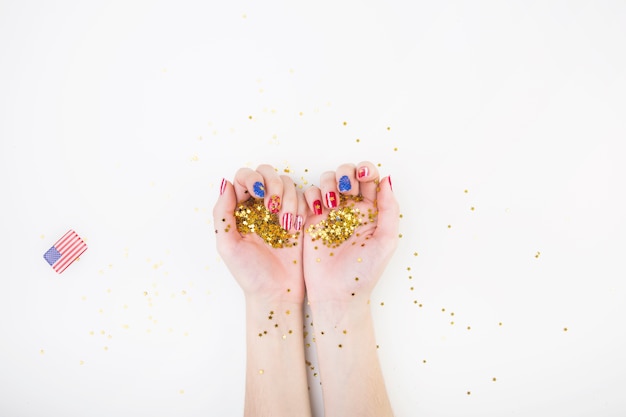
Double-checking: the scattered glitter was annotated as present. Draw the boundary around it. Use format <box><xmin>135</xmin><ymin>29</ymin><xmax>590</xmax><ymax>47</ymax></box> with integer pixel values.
<box><xmin>492</xmin><ymin>377</ymin><xmax>497</xmax><ymax>382</ymax></box>
<box><xmin>394</xmin><ymin>147</ymin><xmax>398</xmax><ymax>151</ymax></box>
<box><xmin>259</xmin><ymin>369</ymin><xmax>264</xmax><ymax>375</ymax></box>
<box><xmin>448</xmin><ymin>224</ymin><xmax>452</xmax><ymax>229</ymax></box>
<box><xmin>414</xmin><ymin>252</ymin><xmax>418</xmax><ymax>256</ymax></box>
<box><xmin>234</xmin><ymin>198</ymin><xmax>299</xmax><ymax>248</ymax></box>
<box><xmin>467</xmin><ymin>391</ymin><xmax>471</xmax><ymax>396</ymax></box>
<box><xmin>338</xmin><ymin>344</ymin><xmax>343</xmax><ymax>348</ymax></box>
<box><xmin>464</xmin><ymin>189</ymin><xmax>469</xmax><ymax>194</ymax></box>
<box><xmin>535</xmin><ymin>251</ymin><xmax>541</xmax><ymax>258</ymax></box>
<box><xmin>470</xmin><ymin>206</ymin><xmax>475</xmax><ymax>211</ymax></box>
<box><xmin>343</xmin><ymin>121</ymin><xmax>347</xmax><ymax>126</ymax></box>
<box><xmin>563</xmin><ymin>327</ymin><xmax>568</xmax><ymax>332</ymax></box>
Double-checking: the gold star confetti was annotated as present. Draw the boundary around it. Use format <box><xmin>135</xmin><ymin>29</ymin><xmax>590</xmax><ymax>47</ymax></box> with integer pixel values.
<box><xmin>306</xmin><ymin>195</ymin><xmax>364</xmax><ymax>248</ymax></box>
<box><xmin>234</xmin><ymin>198</ymin><xmax>299</xmax><ymax>248</ymax></box>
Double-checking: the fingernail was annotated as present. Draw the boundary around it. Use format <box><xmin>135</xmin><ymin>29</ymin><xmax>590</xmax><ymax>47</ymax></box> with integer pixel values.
<box><xmin>268</xmin><ymin>195</ymin><xmax>281</xmax><ymax>214</ymax></box>
<box><xmin>313</xmin><ymin>200</ymin><xmax>323</xmax><ymax>215</ymax></box>
<box><xmin>281</xmin><ymin>213</ymin><xmax>293</xmax><ymax>230</ymax></box>
<box><xmin>325</xmin><ymin>192</ymin><xmax>338</xmax><ymax>208</ymax></box>
<box><xmin>357</xmin><ymin>167</ymin><xmax>369</xmax><ymax>179</ymax></box>
<box><xmin>338</xmin><ymin>175</ymin><xmax>351</xmax><ymax>192</ymax></box>
<box><xmin>219</xmin><ymin>178</ymin><xmax>227</xmax><ymax>195</ymax></box>
<box><xmin>294</xmin><ymin>215</ymin><xmax>303</xmax><ymax>231</ymax></box>
<box><xmin>388</xmin><ymin>176</ymin><xmax>393</xmax><ymax>191</ymax></box>
<box><xmin>253</xmin><ymin>181</ymin><xmax>265</xmax><ymax>198</ymax></box>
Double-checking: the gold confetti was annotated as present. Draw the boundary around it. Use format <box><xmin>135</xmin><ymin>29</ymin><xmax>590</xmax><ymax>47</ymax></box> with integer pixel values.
<box><xmin>306</xmin><ymin>195</ymin><xmax>364</xmax><ymax>248</ymax></box>
<box><xmin>234</xmin><ymin>198</ymin><xmax>299</xmax><ymax>248</ymax></box>
<box><xmin>535</xmin><ymin>251</ymin><xmax>541</xmax><ymax>258</ymax></box>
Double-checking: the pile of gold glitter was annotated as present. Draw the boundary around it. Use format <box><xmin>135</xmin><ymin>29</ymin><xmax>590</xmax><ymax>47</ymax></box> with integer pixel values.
<box><xmin>306</xmin><ymin>196</ymin><xmax>364</xmax><ymax>248</ymax></box>
<box><xmin>234</xmin><ymin>198</ymin><xmax>299</xmax><ymax>248</ymax></box>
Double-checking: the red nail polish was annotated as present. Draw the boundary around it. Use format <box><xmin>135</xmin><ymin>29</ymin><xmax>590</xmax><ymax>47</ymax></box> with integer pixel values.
<box><xmin>357</xmin><ymin>167</ymin><xmax>369</xmax><ymax>179</ymax></box>
<box><xmin>388</xmin><ymin>176</ymin><xmax>393</xmax><ymax>191</ymax></box>
<box><xmin>313</xmin><ymin>200</ymin><xmax>323</xmax><ymax>215</ymax></box>
<box><xmin>268</xmin><ymin>195</ymin><xmax>281</xmax><ymax>214</ymax></box>
<box><xmin>281</xmin><ymin>213</ymin><xmax>293</xmax><ymax>230</ymax></box>
<box><xmin>325</xmin><ymin>192</ymin><xmax>338</xmax><ymax>208</ymax></box>
<box><xmin>219</xmin><ymin>178</ymin><xmax>227</xmax><ymax>195</ymax></box>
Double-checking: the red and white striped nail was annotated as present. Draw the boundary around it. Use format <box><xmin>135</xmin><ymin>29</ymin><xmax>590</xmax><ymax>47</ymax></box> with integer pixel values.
<box><xmin>357</xmin><ymin>166</ymin><xmax>369</xmax><ymax>179</ymax></box>
<box><xmin>281</xmin><ymin>213</ymin><xmax>293</xmax><ymax>231</ymax></box>
<box><xmin>219</xmin><ymin>178</ymin><xmax>227</xmax><ymax>195</ymax></box>
<box><xmin>294</xmin><ymin>215</ymin><xmax>303</xmax><ymax>231</ymax></box>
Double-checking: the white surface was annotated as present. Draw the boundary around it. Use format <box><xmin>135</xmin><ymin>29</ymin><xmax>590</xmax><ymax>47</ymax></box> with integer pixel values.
<box><xmin>1</xmin><ymin>1</ymin><xmax>626</xmax><ymax>416</ymax></box>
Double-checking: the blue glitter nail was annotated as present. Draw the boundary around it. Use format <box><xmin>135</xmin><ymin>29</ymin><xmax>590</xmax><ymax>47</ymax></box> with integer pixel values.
<box><xmin>338</xmin><ymin>175</ymin><xmax>351</xmax><ymax>192</ymax></box>
<box><xmin>253</xmin><ymin>181</ymin><xmax>265</xmax><ymax>198</ymax></box>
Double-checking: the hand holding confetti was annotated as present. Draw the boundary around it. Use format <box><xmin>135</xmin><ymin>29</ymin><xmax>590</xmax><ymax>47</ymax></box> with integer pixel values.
<box><xmin>302</xmin><ymin>161</ymin><xmax>399</xmax><ymax>417</ymax></box>
<box><xmin>302</xmin><ymin>161</ymin><xmax>400</xmax><ymax>306</ymax></box>
<box><xmin>213</xmin><ymin>164</ymin><xmax>312</xmax><ymax>416</ymax></box>
<box><xmin>214</xmin><ymin>164</ymin><xmax>308</xmax><ymax>303</ymax></box>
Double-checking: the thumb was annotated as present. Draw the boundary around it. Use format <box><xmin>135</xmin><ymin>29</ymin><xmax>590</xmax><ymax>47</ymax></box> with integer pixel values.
<box><xmin>373</xmin><ymin>176</ymin><xmax>400</xmax><ymax>245</ymax></box>
<box><xmin>213</xmin><ymin>178</ymin><xmax>241</xmax><ymax>256</ymax></box>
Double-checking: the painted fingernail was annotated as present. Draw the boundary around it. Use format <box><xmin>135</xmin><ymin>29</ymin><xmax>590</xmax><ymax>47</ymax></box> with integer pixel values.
<box><xmin>268</xmin><ymin>195</ymin><xmax>281</xmax><ymax>214</ymax></box>
<box><xmin>338</xmin><ymin>175</ymin><xmax>351</xmax><ymax>192</ymax></box>
<box><xmin>281</xmin><ymin>213</ymin><xmax>293</xmax><ymax>230</ymax></box>
<box><xmin>313</xmin><ymin>200</ymin><xmax>323</xmax><ymax>215</ymax></box>
<box><xmin>325</xmin><ymin>192</ymin><xmax>338</xmax><ymax>208</ymax></box>
<box><xmin>357</xmin><ymin>167</ymin><xmax>369</xmax><ymax>179</ymax></box>
<box><xmin>219</xmin><ymin>178</ymin><xmax>227</xmax><ymax>195</ymax></box>
<box><xmin>294</xmin><ymin>215</ymin><xmax>303</xmax><ymax>231</ymax></box>
<box><xmin>253</xmin><ymin>181</ymin><xmax>265</xmax><ymax>198</ymax></box>
<box><xmin>388</xmin><ymin>176</ymin><xmax>393</xmax><ymax>191</ymax></box>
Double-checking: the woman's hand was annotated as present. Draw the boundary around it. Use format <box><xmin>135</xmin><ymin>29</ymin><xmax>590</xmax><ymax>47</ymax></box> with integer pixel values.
<box><xmin>302</xmin><ymin>161</ymin><xmax>400</xmax><ymax>306</ymax></box>
<box><xmin>213</xmin><ymin>164</ymin><xmax>308</xmax><ymax>304</ymax></box>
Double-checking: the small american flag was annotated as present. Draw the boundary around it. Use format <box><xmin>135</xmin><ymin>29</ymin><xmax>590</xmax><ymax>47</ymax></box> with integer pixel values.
<box><xmin>43</xmin><ymin>230</ymin><xmax>88</xmax><ymax>273</ymax></box>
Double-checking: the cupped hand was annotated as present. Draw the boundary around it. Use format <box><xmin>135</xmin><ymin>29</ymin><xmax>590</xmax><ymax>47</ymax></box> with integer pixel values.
<box><xmin>302</xmin><ymin>162</ymin><xmax>400</xmax><ymax>305</ymax></box>
<box><xmin>213</xmin><ymin>164</ymin><xmax>308</xmax><ymax>303</ymax></box>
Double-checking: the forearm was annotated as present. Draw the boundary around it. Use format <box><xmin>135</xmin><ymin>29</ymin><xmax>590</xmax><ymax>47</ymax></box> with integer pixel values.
<box><xmin>310</xmin><ymin>299</ymin><xmax>393</xmax><ymax>417</ymax></box>
<box><xmin>244</xmin><ymin>297</ymin><xmax>312</xmax><ymax>417</ymax></box>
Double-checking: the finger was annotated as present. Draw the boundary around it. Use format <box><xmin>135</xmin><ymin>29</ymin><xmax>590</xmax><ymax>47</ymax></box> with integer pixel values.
<box><xmin>335</xmin><ymin>163</ymin><xmax>359</xmax><ymax>197</ymax></box>
<box><xmin>355</xmin><ymin>161</ymin><xmax>379</xmax><ymax>202</ymax></box>
<box><xmin>256</xmin><ymin>164</ymin><xmax>283</xmax><ymax>214</ymax></box>
<box><xmin>304</xmin><ymin>185</ymin><xmax>324</xmax><ymax>216</ymax></box>
<box><xmin>372</xmin><ymin>176</ymin><xmax>400</xmax><ymax>245</ymax></box>
<box><xmin>233</xmin><ymin>167</ymin><xmax>266</xmax><ymax>202</ymax></box>
<box><xmin>319</xmin><ymin>170</ymin><xmax>340</xmax><ymax>209</ymax></box>
<box><xmin>279</xmin><ymin>175</ymin><xmax>297</xmax><ymax>231</ymax></box>
<box><xmin>294</xmin><ymin>187</ymin><xmax>306</xmax><ymax>232</ymax></box>
<box><xmin>213</xmin><ymin>178</ymin><xmax>241</xmax><ymax>256</ymax></box>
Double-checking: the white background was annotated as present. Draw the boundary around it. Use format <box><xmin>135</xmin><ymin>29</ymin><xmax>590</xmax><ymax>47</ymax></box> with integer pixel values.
<box><xmin>1</xmin><ymin>1</ymin><xmax>625</xmax><ymax>416</ymax></box>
